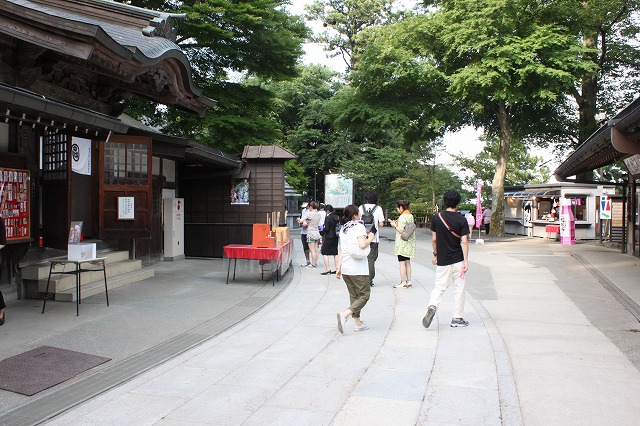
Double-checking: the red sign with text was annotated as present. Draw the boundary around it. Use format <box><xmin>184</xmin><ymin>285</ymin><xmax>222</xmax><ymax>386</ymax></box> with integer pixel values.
<box><xmin>1</xmin><ymin>167</ymin><xmax>30</xmax><ymax>240</ymax></box>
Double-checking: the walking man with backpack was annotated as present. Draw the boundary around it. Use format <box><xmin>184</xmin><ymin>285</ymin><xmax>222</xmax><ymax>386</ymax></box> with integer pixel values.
<box><xmin>423</xmin><ymin>189</ymin><xmax>470</xmax><ymax>329</ymax></box>
<box><xmin>359</xmin><ymin>190</ymin><xmax>385</xmax><ymax>287</ymax></box>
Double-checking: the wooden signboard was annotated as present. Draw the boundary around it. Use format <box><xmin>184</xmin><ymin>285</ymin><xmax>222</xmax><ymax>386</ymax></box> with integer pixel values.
<box><xmin>0</xmin><ymin>167</ymin><xmax>30</xmax><ymax>240</ymax></box>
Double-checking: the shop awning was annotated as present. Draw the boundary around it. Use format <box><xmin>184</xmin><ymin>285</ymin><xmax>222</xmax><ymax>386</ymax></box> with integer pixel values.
<box><xmin>504</xmin><ymin>189</ymin><xmax>560</xmax><ymax>199</ymax></box>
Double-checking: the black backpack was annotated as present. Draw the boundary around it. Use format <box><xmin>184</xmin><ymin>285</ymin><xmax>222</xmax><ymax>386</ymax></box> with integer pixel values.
<box><xmin>360</xmin><ymin>204</ymin><xmax>378</xmax><ymax>232</ymax></box>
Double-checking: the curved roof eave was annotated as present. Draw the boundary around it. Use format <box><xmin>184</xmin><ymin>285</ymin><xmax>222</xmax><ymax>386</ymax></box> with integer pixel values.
<box><xmin>554</xmin><ymin>97</ymin><xmax>640</xmax><ymax>179</ymax></box>
<box><xmin>3</xmin><ymin>0</ymin><xmax>213</xmax><ymax>108</ymax></box>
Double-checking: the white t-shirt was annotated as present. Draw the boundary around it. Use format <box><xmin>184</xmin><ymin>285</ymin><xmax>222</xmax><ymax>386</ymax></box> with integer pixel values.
<box><xmin>319</xmin><ymin>210</ymin><xmax>327</xmax><ymax>230</ymax></box>
<box><xmin>359</xmin><ymin>204</ymin><xmax>385</xmax><ymax>243</ymax></box>
<box><xmin>339</xmin><ymin>222</ymin><xmax>369</xmax><ymax>276</ymax></box>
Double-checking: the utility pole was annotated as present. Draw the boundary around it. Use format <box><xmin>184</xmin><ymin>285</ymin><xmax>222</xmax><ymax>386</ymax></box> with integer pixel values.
<box><xmin>314</xmin><ymin>169</ymin><xmax>317</xmax><ymax>201</ymax></box>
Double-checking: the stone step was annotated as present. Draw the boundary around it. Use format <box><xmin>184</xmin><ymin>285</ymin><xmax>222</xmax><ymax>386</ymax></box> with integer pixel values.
<box><xmin>54</xmin><ymin>267</ymin><xmax>155</xmax><ymax>302</ymax></box>
<box><xmin>21</xmin><ymin>250</ymin><xmax>131</xmax><ymax>281</ymax></box>
<box><xmin>37</xmin><ymin>259</ymin><xmax>143</xmax><ymax>294</ymax></box>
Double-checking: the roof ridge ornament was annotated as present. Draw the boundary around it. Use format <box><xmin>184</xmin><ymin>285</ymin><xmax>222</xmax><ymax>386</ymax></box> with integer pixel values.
<box><xmin>142</xmin><ymin>13</ymin><xmax>185</xmax><ymax>42</ymax></box>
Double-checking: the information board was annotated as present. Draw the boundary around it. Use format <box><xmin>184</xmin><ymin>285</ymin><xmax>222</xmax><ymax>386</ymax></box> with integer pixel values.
<box><xmin>117</xmin><ymin>196</ymin><xmax>135</xmax><ymax>220</ymax></box>
<box><xmin>0</xmin><ymin>167</ymin><xmax>30</xmax><ymax>240</ymax></box>
<box><xmin>324</xmin><ymin>174</ymin><xmax>353</xmax><ymax>209</ymax></box>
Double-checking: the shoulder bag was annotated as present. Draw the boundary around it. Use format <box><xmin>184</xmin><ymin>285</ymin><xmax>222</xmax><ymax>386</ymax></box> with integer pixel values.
<box><xmin>400</xmin><ymin>221</ymin><xmax>416</xmax><ymax>241</ymax></box>
<box><xmin>438</xmin><ymin>213</ymin><xmax>461</xmax><ymax>238</ymax></box>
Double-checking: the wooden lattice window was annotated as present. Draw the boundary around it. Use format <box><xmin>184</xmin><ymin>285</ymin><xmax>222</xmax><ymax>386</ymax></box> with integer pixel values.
<box><xmin>104</xmin><ymin>142</ymin><xmax>148</xmax><ymax>185</ymax></box>
<box><xmin>42</xmin><ymin>132</ymin><xmax>68</xmax><ymax>181</ymax></box>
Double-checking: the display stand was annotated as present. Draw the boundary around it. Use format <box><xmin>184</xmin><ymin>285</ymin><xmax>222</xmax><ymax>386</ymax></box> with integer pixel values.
<box><xmin>41</xmin><ymin>258</ymin><xmax>108</xmax><ymax>316</ymax></box>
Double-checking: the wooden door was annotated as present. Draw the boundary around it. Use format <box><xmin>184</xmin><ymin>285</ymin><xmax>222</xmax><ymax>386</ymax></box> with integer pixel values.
<box><xmin>99</xmin><ymin>135</ymin><xmax>152</xmax><ymax>239</ymax></box>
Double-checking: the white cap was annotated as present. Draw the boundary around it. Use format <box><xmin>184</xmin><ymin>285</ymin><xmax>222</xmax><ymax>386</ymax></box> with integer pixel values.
<box><xmin>301</xmin><ymin>202</ymin><xmax>308</xmax><ymax>208</ymax></box>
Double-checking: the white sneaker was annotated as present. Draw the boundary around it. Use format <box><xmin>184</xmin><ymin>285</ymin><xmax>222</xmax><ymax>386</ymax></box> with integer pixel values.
<box><xmin>353</xmin><ymin>323</ymin><xmax>369</xmax><ymax>332</ymax></box>
<box><xmin>306</xmin><ymin>264</ymin><xmax>317</xmax><ymax>269</ymax></box>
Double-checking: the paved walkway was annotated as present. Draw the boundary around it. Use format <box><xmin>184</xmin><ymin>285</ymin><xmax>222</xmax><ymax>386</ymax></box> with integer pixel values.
<box><xmin>0</xmin><ymin>227</ymin><xmax>639</xmax><ymax>425</ymax></box>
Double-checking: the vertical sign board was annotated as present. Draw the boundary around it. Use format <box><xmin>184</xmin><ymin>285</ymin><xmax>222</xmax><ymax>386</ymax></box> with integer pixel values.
<box><xmin>523</xmin><ymin>200</ymin><xmax>533</xmax><ymax>228</ymax></box>
<box><xmin>0</xmin><ymin>167</ymin><xmax>30</xmax><ymax>240</ymax></box>
<box><xmin>600</xmin><ymin>196</ymin><xmax>612</xmax><ymax>220</ymax></box>
<box><xmin>324</xmin><ymin>174</ymin><xmax>353</xmax><ymax>209</ymax></box>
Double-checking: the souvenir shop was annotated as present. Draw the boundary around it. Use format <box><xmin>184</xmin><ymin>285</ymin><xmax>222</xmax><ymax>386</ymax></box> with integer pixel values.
<box><xmin>503</xmin><ymin>183</ymin><xmax>615</xmax><ymax>240</ymax></box>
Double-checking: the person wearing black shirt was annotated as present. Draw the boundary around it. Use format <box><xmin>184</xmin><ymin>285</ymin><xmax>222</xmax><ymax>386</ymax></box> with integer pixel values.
<box><xmin>422</xmin><ymin>190</ymin><xmax>470</xmax><ymax>329</ymax></box>
<box><xmin>320</xmin><ymin>204</ymin><xmax>340</xmax><ymax>275</ymax></box>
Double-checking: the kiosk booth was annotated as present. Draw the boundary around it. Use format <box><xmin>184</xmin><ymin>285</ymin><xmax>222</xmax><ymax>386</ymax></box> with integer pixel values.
<box><xmin>503</xmin><ymin>183</ymin><xmax>615</xmax><ymax>240</ymax></box>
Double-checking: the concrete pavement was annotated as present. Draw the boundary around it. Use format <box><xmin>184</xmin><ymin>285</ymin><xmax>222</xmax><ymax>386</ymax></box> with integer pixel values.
<box><xmin>0</xmin><ymin>226</ymin><xmax>639</xmax><ymax>425</ymax></box>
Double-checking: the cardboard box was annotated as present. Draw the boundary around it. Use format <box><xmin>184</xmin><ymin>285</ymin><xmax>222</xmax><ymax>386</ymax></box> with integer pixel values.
<box><xmin>273</xmin><ymin>226</ymin><xmax>290</xmax><ymax>245</ymax></box>
<box><xmin>252</xmin><ymin>224</ymin><xmax>275</xmax><ymax>248</ymax></box>
<box><xmin>68</xmin><ymin>243</ymin><xmax>96</xmax><ymax>261</ymax></box>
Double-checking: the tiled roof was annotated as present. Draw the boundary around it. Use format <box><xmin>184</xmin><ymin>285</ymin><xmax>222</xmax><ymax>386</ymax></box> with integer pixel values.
<box><xmin>242</xmin><ymin>145</ymin><xmax>297</xmax><ymax>160</ymax></box>
<box><xmin>1</xmin><ymin>0</ymin><xmax>214</xmax><ymax>114</ymax></box>
<box><xmin>6</xmin><ymin>0</ymin><xmax>185</xmax><ymax>63</ymax></box>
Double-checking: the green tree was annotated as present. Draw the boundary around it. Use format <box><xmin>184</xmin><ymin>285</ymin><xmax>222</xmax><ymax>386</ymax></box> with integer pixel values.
<box><xmin>264</xmin><ymin>65</ymin><xmax>349</xmax><ymax>198</ymax></box>
<box><xmin>453</xmin><ymin>136</ymin><xmax>551</xmax><ymax>205</ymax></box>
<box><xmin>390</xmin><ymin>164</ymin><xmax>468</xmax><ymax>207</ymax></box>
<box><xmin>566</xmin><ymin>0</ymin><xmax>640</xmax><ymax>148</ymax></box>
<box><xmin>431</xmin><ymin>1</ymin><xmax>596</xmax><ymax>237</ymax></box>
<box><xmin>305</xmin><ymin>0</ymin><xmax>404</xmax><ymax>71</ymax></box>
<box><xmin>356</xmin><ymin>1</ymin><xmax>594</xmax><ymax>236</ymax></box>
<box><xmin>120</xmin><ymin>0</ymin><xmax>309</xmax><ymax>154</ymax></box>
<box><xmin>265</xmin><ymin>64</ymin><xmax>410</xmax><ymax>204</ymax></box>
<box><xmin>284</xmin><ymin>160</ymin><xmax>309</xmax><ymax>196</ymax></box>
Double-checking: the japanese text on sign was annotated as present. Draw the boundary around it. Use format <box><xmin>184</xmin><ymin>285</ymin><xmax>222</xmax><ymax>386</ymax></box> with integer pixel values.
<box><xmin>0</xmin><ymin>167</ymin><xmax>30</xmax><ymax>240</ymax></box>
<box><xmin>117</xmin><ymin>197</ymin><xmax>135</xmax><ymax>220</ymax></box>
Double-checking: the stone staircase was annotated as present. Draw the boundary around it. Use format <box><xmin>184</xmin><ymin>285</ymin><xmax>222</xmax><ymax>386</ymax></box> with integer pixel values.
<box><xmin>20</xmin><ymin>250</ymin><xmax>155</xmax><ymax>301</ymax></box>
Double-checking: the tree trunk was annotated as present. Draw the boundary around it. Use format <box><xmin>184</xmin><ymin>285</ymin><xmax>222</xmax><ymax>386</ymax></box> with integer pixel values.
<box><xmin>490</xmin><ymin>100</ymin><xmax>511</xmax><ymax>238</ymax></box>
<box><xmin>575</xmin><ymin>32</ymin><xmax>599</xmax><ymax>182</ymax></box>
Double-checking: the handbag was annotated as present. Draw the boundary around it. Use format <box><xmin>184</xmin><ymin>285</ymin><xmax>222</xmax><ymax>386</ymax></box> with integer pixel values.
<box><xmin>400</xmin><ymin>222</ymin><xmax>416</xmax><ymax>241</ymax></box>
<box><xmin>343</xmin><ymin>228</ymin><xmax>370</xmax><ymax>259</ymax></box>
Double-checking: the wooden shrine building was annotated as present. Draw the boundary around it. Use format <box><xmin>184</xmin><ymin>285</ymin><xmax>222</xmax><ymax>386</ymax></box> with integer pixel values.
<box><xmin>0</xmin><ymin>0</ymin><xmax>216</xmax><ymax>293</ymax></box>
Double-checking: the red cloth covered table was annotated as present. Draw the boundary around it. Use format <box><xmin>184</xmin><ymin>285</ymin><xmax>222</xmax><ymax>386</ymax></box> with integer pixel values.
<box><xmin>545</xmin><ymin>224</ymin><xmax>560</xmax><ymax>241</ymax></box>
<box><xmin>224</xmin><ymin>239</ymin><xmax>293</xmax><ymax>285</ymax></box>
